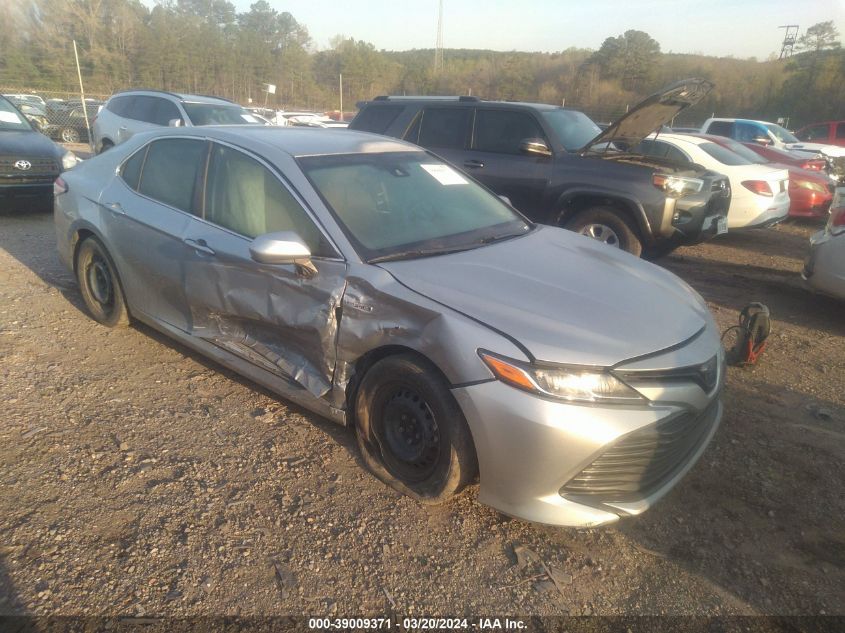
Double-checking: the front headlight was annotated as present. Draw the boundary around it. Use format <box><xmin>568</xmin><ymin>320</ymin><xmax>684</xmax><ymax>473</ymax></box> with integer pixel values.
<box><xmin>479</xmin><ymin>350</ymin><xmax>644</xmax><ymax>404</ymax></box>
<box><xmin>653</xmin><ymin>174</ymin><xmax>704</xmax><ymax>197</ymax></box>
<box><xmin>61</xmin><ymin>151</ymin><xmax>80</xmax><ymax>171</ymax></box>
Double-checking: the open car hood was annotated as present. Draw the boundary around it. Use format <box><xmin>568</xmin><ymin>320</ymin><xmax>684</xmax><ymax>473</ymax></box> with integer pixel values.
<box><xmin>582</xmin><ymin>78</ymin><xmax>714</xmax><ymax>151</ymax></box>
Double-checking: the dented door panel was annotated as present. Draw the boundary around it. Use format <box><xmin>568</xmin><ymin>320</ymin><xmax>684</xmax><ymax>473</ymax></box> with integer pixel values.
<box><xmin>181</xmin><ymin>216</ymin><xmax>347</xmax><ymax>398</ymax></box>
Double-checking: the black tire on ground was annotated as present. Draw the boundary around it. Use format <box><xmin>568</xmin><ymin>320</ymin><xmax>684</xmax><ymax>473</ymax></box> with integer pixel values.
<box><xmin>354</xmin><ymin>354</ymin><xmax>478</xmax><ymax>504</ymax></box>
<box><xmin>564</xmin><ymin>205</ymin><xmax>643</xmax><ymax>257</ymax></box>
<box><xmin>75</xmin><ymin>237</ymin><xmax>130</xmax><ymax>327</ymax></box>
<box><xmin>60</xmin><ymin>127</ymin><xmax>81</xmax><ymax>143</ymax></box>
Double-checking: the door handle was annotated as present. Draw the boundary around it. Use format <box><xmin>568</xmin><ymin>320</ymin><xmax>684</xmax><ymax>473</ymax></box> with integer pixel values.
<box><xmin>463</xmin><ymin>159</ymin><xmax>484</xmax><ymax>169</ymax></box>
<box><xmin>183</xmin><ymin>237</ymin><xmax>215</xmax><ymax>256</ymax></box>
<box><xmin>103</xmin><ymin>201</ymin><xmax>125</xmax><ymax>214</ymax></box>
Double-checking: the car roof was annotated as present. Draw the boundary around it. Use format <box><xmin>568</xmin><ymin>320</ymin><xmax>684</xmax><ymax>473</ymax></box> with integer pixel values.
<box><xmin>112</xmin><ymin>90</ymin><xmax>236</xmax><ymax>106</ymax></box>
<box><xmin>136</xmin><ymin>126</ymin><xmax>423</xmax><ymax>158</ymax></box>
<box><xmin>364</xmin><ymin>98</ymin><xmax>567</xmax><ymax>112</ymax></box>
<box><xmin>648</xmin><ymin>133</ymin><xmax>711</xmax><ymax>146</ymax></box>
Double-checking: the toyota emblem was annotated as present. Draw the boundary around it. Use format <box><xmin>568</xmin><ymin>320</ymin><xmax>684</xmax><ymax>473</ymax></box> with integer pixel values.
<box><xmin>14</xmin><ymin>160</ymin><xmax>32</xmax><ymax>171</ymax></box>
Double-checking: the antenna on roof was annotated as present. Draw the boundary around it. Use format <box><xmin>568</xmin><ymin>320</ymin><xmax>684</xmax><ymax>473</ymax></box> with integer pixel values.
<box><xmin>778</xmin><ymin>25</ymin><xmax>799</xmax><ymax>59</ymax></box>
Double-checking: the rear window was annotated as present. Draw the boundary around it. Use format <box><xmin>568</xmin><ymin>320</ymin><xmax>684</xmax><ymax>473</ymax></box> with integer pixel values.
<box><xmin>138</xmin><ymin>139</ymin><xmax>207</xmax><ymax>213</ymax></box>
<box><xmin>699</xmin><ymin>142</ymin><xmax>753</xmax><ymax>166</ymax></box>
<box><xmin>706</xmin><ymin>121</ymin><xmax>734</xmax><ymax>137</ymax></box>
<box><xmin>107</xmin><ymin>96</ymin><xmax>131</xmax><ymax>117</ymax></box>
<box><xmin>414</xmin><ymin>108</ymin><xmax>471</xmax><ymax>150</ymax></box>
<box><xmin>182</xmin><ymin>103</ymin><xmax>261</xmax><ymax>126</ymax></box>
<box><xmin>350</xmin><ymin>105</ymin><xmax>404</xmax><ymax>134</ymax></box>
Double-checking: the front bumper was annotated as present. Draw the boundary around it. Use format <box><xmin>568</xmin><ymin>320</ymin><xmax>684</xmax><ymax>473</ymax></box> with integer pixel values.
<box><xmin>657</xmin><ymin>178</ymin><xmax>731</xmax><ymax>246</ymax></box>
<box><xmin>453</xmin><ymin>377</ymin><xmax>722</xmax><ymax>527</ymax></box>
<box><xmin>0</xmin><ymin>181</ymin><xmax>54</xmax><ymax>211</ymax></box>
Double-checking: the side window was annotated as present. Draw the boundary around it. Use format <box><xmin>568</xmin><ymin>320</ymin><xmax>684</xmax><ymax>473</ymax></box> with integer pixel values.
<box><xmin>120</xmin><ymin>147</ymin><xmax>147</xmax><ymax>190</ymax></box>
<box><xmin>138</xmin><ymin>139</ymin><xmax>207</xmax><ymax>213</ymax></box>
<box><xmin>662</xmin><ymin>144</ymin><xmax>691</xmax><ymax>164</ymax></box>
<box><xmin>802</xmin><ymin>124</ymin><xmax>830</xmax><ymax>141</ymax></box>
<box><xmin>416</xmin><ymin>108</ymin><xmax>471</xmax><ymax>150</ymax></box>
<box><xmin>107</xmin><ymin>96</ymin><xmax>130</xmax><ymax>117</ymax></box>
<box><xmin>474</xmin><ymin>109</ymin><xmax>546</xmax><ymax>154</ymax></box>
<box><xmin>351</xmin><ymin>105</ymin><xmax>404</xmax><ymax>134</ymax></box>
<box><xmin>124</xmin><ymin>96</ymin><xmax>158</xmax><ymax>124</ymax></box>
<box><xmin>735</xmin><ymin>122</ymin><xmax>761</xmax><ymax>142</ymax></box>
<box><xmin>204</xmin><ymin>144</ymin><xmax>331</xmax><ymax>256</ymax></box>
<box><xmin>837</xmin><ymin>123</ymin><xmax>845</xmax><ymax>139</ymax></box>
<box><xmin>706</xmin><ymin>121</ymin><xmax>734</xmax><ymax>138</ymax></box>
<box><xmin>151</xmin><ymin>98</ymin><xmax>182</xmax><ymax>126</ymax></box>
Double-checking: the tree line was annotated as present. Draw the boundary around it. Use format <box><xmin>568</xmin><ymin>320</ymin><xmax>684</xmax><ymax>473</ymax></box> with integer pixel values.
<box><xmin>1</xmin><ymin>0</ymin><xmax>842</xmax><ymax>127</ymax></box>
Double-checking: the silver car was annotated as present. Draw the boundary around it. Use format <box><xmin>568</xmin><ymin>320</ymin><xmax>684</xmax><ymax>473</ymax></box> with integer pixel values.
<box><xmin>804</xmin><ymin>201</ymin><xmax>845</xmax><ymax>300</ymax></box>
<box><xmin>54</xmin><ymin>127</ymin><xmax>724</xmax><ymax>526</ymax></box>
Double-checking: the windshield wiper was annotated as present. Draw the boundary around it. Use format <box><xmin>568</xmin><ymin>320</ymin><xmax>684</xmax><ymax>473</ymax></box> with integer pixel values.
<box><xmin>369</xmin><ymin>245</ymin><xmax>475</xmax><ymax>264</ymax></box>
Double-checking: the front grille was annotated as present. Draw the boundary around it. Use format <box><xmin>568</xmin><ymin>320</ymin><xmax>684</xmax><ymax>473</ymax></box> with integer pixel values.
<box><xmin>0</xmin><ymin>156</ymin><xmax>59</xmax><ymax>177</ymax></box>
<box><xmin>560</xmin><ymin>399</ymin><xmax>719</xmax><ymax>502</ymax></box>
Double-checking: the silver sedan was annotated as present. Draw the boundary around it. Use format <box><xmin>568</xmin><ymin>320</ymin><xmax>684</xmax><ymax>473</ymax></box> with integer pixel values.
<box><xmin>804</xmin><ymin>203</ymin><xmax>845</xmax><ymax>301</ymax></box>
<box><xmin>54</xmin><ymin>126</ymin><xmax>724</xmax><ymax>526</ymax></box>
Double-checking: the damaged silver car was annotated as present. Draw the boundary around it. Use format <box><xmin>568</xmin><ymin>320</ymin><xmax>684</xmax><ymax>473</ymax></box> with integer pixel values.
<box><xmin>55</xmin><ymin>127</ymin><xmax>724</xmax><ymax>526</ymax></box>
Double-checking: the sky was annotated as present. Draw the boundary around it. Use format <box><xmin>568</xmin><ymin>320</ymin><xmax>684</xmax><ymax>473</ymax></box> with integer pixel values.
<box><xmin>217</xmin><ymin>0</ymin><xmax>845</xmax><ymax>59</ymax></box>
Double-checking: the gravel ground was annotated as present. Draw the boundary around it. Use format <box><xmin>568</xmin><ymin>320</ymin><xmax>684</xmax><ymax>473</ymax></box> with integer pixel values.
<box><xmin>0</xmin><ymin>211</ymin><xmax>842</xmax><ymax>618</ymax></box>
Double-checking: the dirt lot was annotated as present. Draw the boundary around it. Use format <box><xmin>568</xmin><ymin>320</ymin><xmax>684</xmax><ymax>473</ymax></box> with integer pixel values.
<box><xmin>0</xmin><ymin>210</ymin><xmax>843</xmax><ymax>619</ymax></box>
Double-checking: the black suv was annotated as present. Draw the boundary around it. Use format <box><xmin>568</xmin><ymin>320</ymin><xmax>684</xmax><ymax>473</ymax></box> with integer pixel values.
<box><xmin>350</xmin><ymin>79</ymin><xmax>730</xmax><ymax>257</ymax></box>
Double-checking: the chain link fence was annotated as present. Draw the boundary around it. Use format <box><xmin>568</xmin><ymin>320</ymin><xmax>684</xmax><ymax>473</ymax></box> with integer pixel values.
<box><xmin>1</xmin><ymin>88</ymin><xmax>111</xmax><ymax>149</ymax></box>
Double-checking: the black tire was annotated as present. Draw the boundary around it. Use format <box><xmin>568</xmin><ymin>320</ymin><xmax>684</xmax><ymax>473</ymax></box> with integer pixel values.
<box><xmin>98</xmin><ymin>139</ymin><xmax>113</xmax><ymax>154</ymax></box>
<box><xmin>75</xmin><ymin>237</ymin><xmax>130</xmax><ymax>327</ymax></box>
<box><xmin>354</xmin><ymin>354</ymin><xmax>478</xmax><ymax>504</ymax></box>
<box><xmin>60</xmin><ymin>127</ymin><xmax>81</xmax><ymax>143</ymax></box>
<box><xmin>564</xmin><ymin>205</ymin><xmax>643</xmax><ymax>257</ymax></box>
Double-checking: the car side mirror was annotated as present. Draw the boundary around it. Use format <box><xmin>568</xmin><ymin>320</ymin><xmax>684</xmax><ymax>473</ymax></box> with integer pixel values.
<box><xmin>249</xmin><ymin>231</ymin><xmax>317</xmax><ymax>277</ymax></box>
<box><xmin>520</xmin><ymin>138</ymin><xmax>552</xmax><ymax>157</ymax></box>
<box><xmin>168</xmin><ymin>118</ymin><xmax>183</xmax><ymax>127</ymax></box>
<box><xmin>498</xmin><ymin>195</ymin><xmax>513</xmax><ymax>207</ymax></box>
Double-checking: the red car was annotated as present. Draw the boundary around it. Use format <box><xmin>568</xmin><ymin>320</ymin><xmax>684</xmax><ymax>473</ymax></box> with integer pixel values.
<box><xmin>795</xmin><ymin>121</ymin><xmax>845</xmax><ymax>148</ymax></box>
<box><xmin>741</xmin><ymin>142</ymin><xmax>827</xmax><ymax>173</ymax></box>
<box><xmin>689</xmin><ymin>134</ymin><xmax>833</xmax><ymax>219</ymax></box>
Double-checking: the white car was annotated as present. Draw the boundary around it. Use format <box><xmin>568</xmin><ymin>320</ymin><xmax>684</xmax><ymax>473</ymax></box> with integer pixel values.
<box><xmin>636</xmin><ymin>134</ymin><xmax>790</xmax><ymax>229</ymax></box>
<box><xmin>701</xmin><ymin>118</ymin><xmax>845</xmax><ymax>161</ymax></box>
<box><xmin>803</xmin><ymin>193</ymin><xmax>845</xmax><ymax>300</ymax></box>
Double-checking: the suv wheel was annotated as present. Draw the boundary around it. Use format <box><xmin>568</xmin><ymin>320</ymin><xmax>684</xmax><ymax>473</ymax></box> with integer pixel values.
<box><xmin>565</xmin><ymin>206</ymin><xmax>643</xmax><ymax>257</ymax></box>
<box><xmin>60</xmin><ymin>127</ymin><xmax>81</xmax><ymax>144</ymax></box>
<box><xmin>98</xmin><ymin>140</ymin><xmax>114</xmax><ymax>154</ymax></box>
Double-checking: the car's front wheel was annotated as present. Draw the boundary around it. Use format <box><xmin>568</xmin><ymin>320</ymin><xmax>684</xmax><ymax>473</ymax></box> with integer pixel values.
<box><xmin>75</xmin><ymin>237</ymin><xmax>130</xmax><ymax>327</ymax></box>
<box><xmin>354</xmin><ymin>354</ymin><xmax>477</xmax><ymax>503</ymax></box>
<box><xmin>565</xmin><ymin>205</ymin><xmax>643</xmax><ymax>257</ymax></box>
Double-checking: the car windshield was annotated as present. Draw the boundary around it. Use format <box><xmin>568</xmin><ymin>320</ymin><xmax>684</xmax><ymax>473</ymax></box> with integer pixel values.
<box><xmin>765</xmin><ymin>123</ymin><xmax>799</xmax><ymax>144</ymax></box>
<box><xmin>299</xmin><ymin>151</ymin><xmax>531</xmax><ymax>262</ymax></box>
<box><xmin>699</xmin><ymin>142</ymin><xmax>754</xmax><ymax>166</ymax></box>
<box><xmin>0</xmin><ymin>99</ymin><xmax>32</xmax><ymax>131</ymax></box>
<box><xmin>182</xmin><ymin>102</ymin><xmax>263</xmax><ymax>126</ymax></box>
<box><xmin>541</xmin><ymin>109</ymin><xmax>603</xmax><ymax>151</ymax></box>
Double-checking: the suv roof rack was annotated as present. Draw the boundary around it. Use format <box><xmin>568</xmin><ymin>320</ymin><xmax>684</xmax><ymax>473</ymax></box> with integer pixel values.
<box><xmin>112</xmin><ymin>88</ymin><xmax>183</xmax><ymax>99</ymax></box>
<box><xmin>372</xmin><ymin>95</ymin><xmax>480</xmax><ymax>102</ymax></box>
<box><xmin>186</xmin><ymin>94</ymin><xmax>238</xmax><ymax>104</ymax></box>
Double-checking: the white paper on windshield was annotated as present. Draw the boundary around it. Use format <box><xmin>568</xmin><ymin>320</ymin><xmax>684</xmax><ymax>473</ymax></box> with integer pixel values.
<box><xmin>241</xmin><ymin>114</ymin><xmax>259</xmax><ymax>123</ymax></box>
<box><xmin>0</xmin><ymin>111</ymin><xmax>22</xmax><ymax>124</ymax></box>
<box><xmin>420</xmin><ymin>163</ymin><xmax>468</xmax><ymax>185</ymax></box>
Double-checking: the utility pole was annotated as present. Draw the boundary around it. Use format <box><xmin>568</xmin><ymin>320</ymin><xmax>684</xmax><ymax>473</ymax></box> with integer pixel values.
<box><xmin>778</xmin><ymin>25</ymin><xmax>799</xmax><ymax>59</ymax></box>
<box><xmin>434</xmin><ymin>0</ymin><xmax>444</xmax><ymax>73</ymax></box>
<box><xmin>339</xmin><ymin>74</ymin><xmax>343</xmax><ymax>118</ymax></box>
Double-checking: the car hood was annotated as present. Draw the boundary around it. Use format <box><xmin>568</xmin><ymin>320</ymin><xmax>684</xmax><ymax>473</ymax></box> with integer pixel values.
<box><xmin>0</xmin><ymin>130</ymin><xmax>61</xmax><ymax>157</ymax></box>
<box><xmin>379</xmin><ymin>226</ymin><xmax>710</xmax><ymax>367</ymax></box>
<box><xmin>582</xmin><ymin>78</ymin><xmax>714</xmax><ymax>151</ymax></box>
<box><xmin>784</xmin><ymin>142</ymin><xmax>845</xmax><ymax>158</ymax></box>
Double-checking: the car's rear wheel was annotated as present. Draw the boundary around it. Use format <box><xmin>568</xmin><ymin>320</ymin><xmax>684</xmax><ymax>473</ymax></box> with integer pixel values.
<box><xmin>75</xmin><ymin>237</ymin><xmax>130</xmax><ymax>327</ymax></box>
<box><xmin>354</xmin><ymin>354</ymin><xmax>477</xmax><ymax>504</ymax></box>
<box><xmin>98</xmin><ymin>140</ymin><xmax>113</xmax><ymax>154</ymax></box>
<box><xmin>565</xmin><ymin>206</ymin><xmax>643</xmax><ymax>257</ymax></box>
<box><xmin>60</xmin><ymin>127</ymin><xmax>81</xmax><ymax>144</ymax></box>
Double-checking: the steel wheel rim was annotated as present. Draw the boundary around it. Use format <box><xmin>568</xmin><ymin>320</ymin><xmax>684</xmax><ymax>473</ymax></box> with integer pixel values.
<box><xmin>376</xmin><ymin>385</ymin><xmax>441</xmax><ymax>482</ymax></box>
<box><xmin>87</xmin><ymin>255</ymin><xmax>114</xmax><ymax>310</ymax></box>
<box><xmin>579</xmin><ymin>223</ymin><xmax>621</xmax><ymax>247</ymax></box>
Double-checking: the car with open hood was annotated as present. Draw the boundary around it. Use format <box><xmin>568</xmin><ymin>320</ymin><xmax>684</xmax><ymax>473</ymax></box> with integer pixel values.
<box><xmin>55</xmin><ymin>126</ymin><xmax>724</xmax><ymax>526</ymax></box>
<box><xmin>349</xmin><ymin>79</ymin><xmax>731</xmax><ymax>258</ymax></box>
